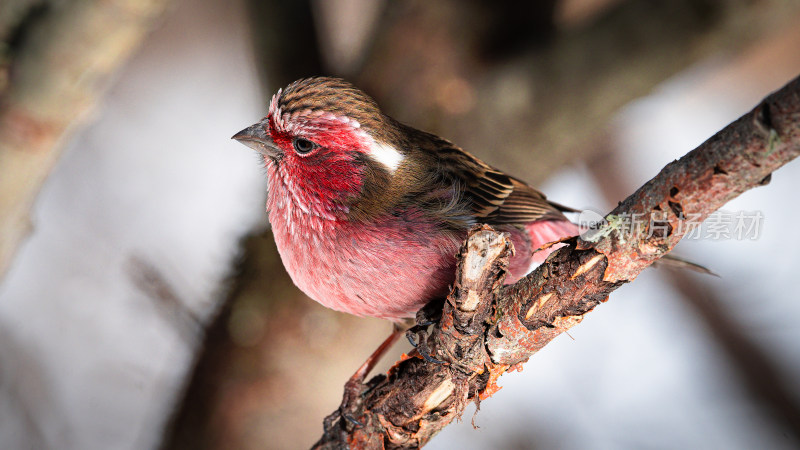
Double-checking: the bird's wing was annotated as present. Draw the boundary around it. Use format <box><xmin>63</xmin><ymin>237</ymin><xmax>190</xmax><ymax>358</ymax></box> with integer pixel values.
<box><xmin>429</xmin><ymin>138</ymin><xmax>572</xmax><ymax>225</ymax></box>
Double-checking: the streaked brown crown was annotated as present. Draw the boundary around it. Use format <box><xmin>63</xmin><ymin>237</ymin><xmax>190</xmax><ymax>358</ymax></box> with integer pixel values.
<box><xmin>275</xmin><ymin>77</ymin><xmax>395</xmax><ymax>138</ymax></box>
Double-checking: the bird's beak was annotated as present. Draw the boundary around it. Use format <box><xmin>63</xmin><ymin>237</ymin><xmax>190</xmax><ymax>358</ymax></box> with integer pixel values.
<box><xmin>231</xmin><ymin>122</ymin><xmax>281</xmax><ymax>159</ymax></box>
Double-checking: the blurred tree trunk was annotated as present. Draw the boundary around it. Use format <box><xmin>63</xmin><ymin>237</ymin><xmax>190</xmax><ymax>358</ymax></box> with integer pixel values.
<box><xmin>0</xmin><ymin>0</ymin><xmax>172</xmax><ymax>278</ymax></box>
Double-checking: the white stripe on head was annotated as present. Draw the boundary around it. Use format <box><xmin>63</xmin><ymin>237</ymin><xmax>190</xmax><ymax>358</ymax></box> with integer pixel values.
<box><xmin>268</xmin><ymin>89</ymin><xmax>285</xmax><ymax>130</ymax></box>
<box><xmin>368</xmin><ymin>141</ymin><xmax>404</xmax><ymax>173</ymax></box>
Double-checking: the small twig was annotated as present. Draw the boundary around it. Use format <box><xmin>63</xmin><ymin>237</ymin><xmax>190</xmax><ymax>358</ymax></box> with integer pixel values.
<box><xmin>128</xmin><ymin>256</ymin><xmax>201</xmax><ymax>344</ymax></box>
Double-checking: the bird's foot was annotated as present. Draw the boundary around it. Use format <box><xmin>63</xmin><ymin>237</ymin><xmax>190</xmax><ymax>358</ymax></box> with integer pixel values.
<box><xmin>405</xmin><ymin>298</ymin><xmax>448</xmax><ymax>365</ymax></box>
<box><xmin>323</xmin><ymin>376</ymin><xmax>366</xmax><ymax>432</ymax></box>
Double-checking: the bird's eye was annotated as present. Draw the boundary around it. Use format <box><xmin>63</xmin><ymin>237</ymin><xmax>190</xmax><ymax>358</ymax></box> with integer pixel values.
<box><xmin>292</xmin><ymin>138</ymin><xmax>316</xmax><ymax>154</ymax></box>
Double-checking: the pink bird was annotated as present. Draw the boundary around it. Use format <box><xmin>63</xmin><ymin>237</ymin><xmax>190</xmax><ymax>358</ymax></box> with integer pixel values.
<box><xmin>233</xmin><ymin>77</ymin><xmax>578</xmax><ymax>322</ymax></box>
<box><xmin>232</xmin><ymin>77</ymin><xmax>579</xmax><ymax>407</ymax></box>
<box><xmin>232</xmin><ymin>78</ymin><xmax>713</xmax><ymax>429</ymax></box>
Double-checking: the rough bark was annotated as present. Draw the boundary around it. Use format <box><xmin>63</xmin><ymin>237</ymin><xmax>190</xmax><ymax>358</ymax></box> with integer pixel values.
<box><xmin>314</xmin><ymin>74</ymin><xmax>800</xmax><ymax>449</ymax></box>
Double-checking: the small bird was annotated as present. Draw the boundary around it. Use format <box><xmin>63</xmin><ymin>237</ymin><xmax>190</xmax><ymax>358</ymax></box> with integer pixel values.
<box><xmin>232</xmin><ymin>77</ymin><xmax>578</xmax><ymax>325</ymax></box>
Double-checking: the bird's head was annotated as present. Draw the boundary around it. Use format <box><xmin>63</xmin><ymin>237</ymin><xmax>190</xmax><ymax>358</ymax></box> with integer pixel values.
<box><xmin>233</xmin><ymin>77</ymin><xmax>409</xmax><ymax>221</ymax></box>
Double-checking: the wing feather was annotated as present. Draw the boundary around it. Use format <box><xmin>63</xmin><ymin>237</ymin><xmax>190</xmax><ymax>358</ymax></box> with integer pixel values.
<box><xmin>432</xmin><ymin>141</ymin><xmax>569</xmax><ymax>224</ymax></box>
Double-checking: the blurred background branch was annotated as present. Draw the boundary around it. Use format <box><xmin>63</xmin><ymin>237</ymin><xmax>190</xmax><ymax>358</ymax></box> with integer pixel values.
<box><xmin>0</xmin><ymin>0</ymin><xmax>172</xmax><ymax>277</ymax></box>
<box><xmin>588</xmin><ymin>134</ymin><xmax>800</xmax><ymax>438</ymax></box>
<box><xmin>353</xmin><ymin>0</ymin><xmax>799</xmax><ymax>182</ymax></box>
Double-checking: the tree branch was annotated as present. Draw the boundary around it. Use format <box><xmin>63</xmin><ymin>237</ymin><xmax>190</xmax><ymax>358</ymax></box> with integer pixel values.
<box><xmin>315</xmin><ymin>74</ymin><xmax>800</xmax><ymax>449</ymax></box>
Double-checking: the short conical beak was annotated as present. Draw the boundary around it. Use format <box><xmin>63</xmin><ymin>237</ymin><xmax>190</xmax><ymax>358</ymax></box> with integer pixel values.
<box><xmin>231</xmin><ymin>122</ymin><xmax>281</xmax><ymax>159</ymax></box>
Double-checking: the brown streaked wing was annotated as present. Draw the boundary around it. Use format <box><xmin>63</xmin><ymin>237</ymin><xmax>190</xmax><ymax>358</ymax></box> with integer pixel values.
<box><xmin>434</xmin><ymin>141</ymin><xmax>568</xmax><ymax>225</ymax></box>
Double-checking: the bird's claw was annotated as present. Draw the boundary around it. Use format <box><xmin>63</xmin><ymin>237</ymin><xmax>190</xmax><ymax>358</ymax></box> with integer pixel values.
<box><xmin>418</xmin><ymin>348</ymin><xmax>446</xmax><ymax>365</ymax></box>
<box><xmin>405</xmin><ymin>323</ymin><xmax>446</xmax><ymax>365</ymax></box>
<box><xmin>343</xmin><ymin>413</ymin><xmax>364</xmax><ymax>427</ymax></box>
<box><xmin>324</xmin><ymin>375</ymin><xmax>367</xmax><ymax>432</ymax></box>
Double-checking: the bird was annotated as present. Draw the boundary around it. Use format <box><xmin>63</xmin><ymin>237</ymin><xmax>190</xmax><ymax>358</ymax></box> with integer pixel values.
<box><xmin>231</xmin><ymin>77</ymin><xmax>579</xmax><ymax>396</ymax></box>
<box><xmin>233</xmin><ymin>76</ymin><xmax>578</xmax><ymax>319</ymax></box>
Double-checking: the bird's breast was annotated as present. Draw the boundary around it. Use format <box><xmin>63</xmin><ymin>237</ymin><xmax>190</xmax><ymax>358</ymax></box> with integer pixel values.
<box><xmin>266</xmin><ymin>182</ymin><xmax>579</xmax><ymax>320</ymax></box>
<box><xmin>267</xmin><ymin>200</ymin><xmax>464</xmax><ymax>320</ymax></box>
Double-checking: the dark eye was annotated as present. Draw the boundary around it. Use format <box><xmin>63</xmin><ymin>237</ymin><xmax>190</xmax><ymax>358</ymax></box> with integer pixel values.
<box><xmin>292</xmin><ymin>138</ymin><xmax>316</xmax><ymax>154</ymax></box>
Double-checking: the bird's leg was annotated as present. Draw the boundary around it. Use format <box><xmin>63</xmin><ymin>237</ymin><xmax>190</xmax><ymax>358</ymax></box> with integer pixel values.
<box><xmin>324</xmin><ymin>300</ymin><xmax>450</xmax><ymax>431</ymax></box>
<box><xmin>324</xmin><ymin>324</ymin><xmax>404</xmax><ymax>430</ymax></box>
<box><xmin>348</xmin><ymin>323</ymin><xmax>404</xmax><ymax>388</ymax></box>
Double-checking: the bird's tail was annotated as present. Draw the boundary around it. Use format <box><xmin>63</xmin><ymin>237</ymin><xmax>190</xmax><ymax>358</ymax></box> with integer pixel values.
<box><xmin>523</xmin><ymin>219</ymin><xmax>715</xmax><ymax>276</ymax></box>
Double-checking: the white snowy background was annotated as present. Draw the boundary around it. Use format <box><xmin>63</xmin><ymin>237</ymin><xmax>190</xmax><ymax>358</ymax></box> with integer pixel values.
<box><xmin>1</xmin><ymin>0</ymin><xmax>799</xmax><ymax>449</ymax></box>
